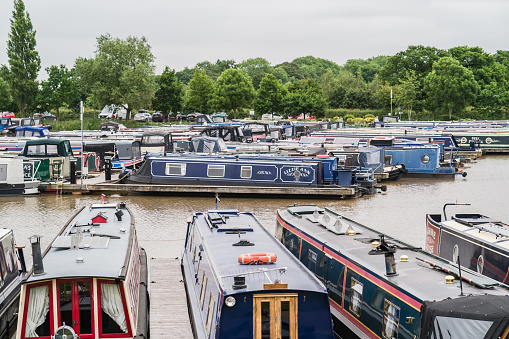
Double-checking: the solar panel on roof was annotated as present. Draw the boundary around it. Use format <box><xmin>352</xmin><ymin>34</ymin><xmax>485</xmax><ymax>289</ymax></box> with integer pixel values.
<box><xmin>52</xmin><ymin>235</ymin><xmax>110</xmax><ymax>249</ymax></box>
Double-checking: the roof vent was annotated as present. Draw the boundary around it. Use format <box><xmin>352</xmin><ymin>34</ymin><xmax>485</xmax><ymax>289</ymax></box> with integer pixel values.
<box><xmin>232</xmin><ymin>276</ymin><xmax>247</xmax><ymax>290</ymax></box>
<box><xmin>232</xmin><ymin>239</ymin><xmax>254</xmax><ymax>246</ymax></box>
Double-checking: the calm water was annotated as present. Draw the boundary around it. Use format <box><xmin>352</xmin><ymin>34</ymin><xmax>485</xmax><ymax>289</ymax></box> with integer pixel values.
<box><xmin>1</xmin><ymin>154</ymin><xmax>509</xmax><ymax>268</ymax></box>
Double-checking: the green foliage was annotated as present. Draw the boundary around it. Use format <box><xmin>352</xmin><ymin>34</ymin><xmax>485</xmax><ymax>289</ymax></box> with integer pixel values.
<box><xmin>186</xmin><ymin>69</ymin><xmax>214</xmax><ymax>113</ymax></box>
<box><xmin>397</xmin><ymin>70</ymin><xmax>419</xmax><ymax>120</ymax></box>
<box><xmin>343</xmin><ymin>114</ymin><xmax>355</xmax><ymax>121</ymax></box>
<box><xmin>6</xmin><ymin>0</ymin><xmax>41</xmax><ymax>116</ymax></box>
<box><xmin>238</xmin><ymin>58</ymin><xmax>272</xmax><ymax>89</ymax></box>
<box><xmin>424</xmin><ymin>57</ymin><xmax>480</xmax><ymax>119</ymax></box>
<box><xmin>474</xmin><ymin>82</ymin><xmax>509</xmax><ymax>119</ymax></box>
<box><xmin>74</xmin><ymin>34</ymin><xmax>156</xmax><ymax>118</ymax></box>
<box><xmin>152</xmin><ymin>67</ymin><xmax>184</xmax><ymax>114</ymax></box>
<box><xmin>343</xmin><ymin>56</ymin><xmax>389</xmax><ymax>83</ymax></box>
<box><xmin>211</xmin><ymin>69</ymin><xmax>255</xmax><ymax>119</ymax></box>
<box><xmin>253</xmin><ymin>74</ymin><xmax>287</xmax><ymax>116</ymax></box>
<box><xmin>196</xmin><ymin>59</ymin><xmax>236</xmax><ymax>80</ymax></box>
<box><xmin>284</xmin><ymin>79</ymin><xmax>326</xmax><ymax>118</ymax></box>
<box><xmin>36</xmin><ymin>65</ymin><xmax>80</xmax><ymax>118</ymax></box>
<box><xmin>0</xmin><ymin>77</ymin><xmax>13</xmax><ymax>111</ymax></box>
<box><xmin>175</xmin><ymin>67</ymin><xmax>195</xmax><ymax>85</ymax></box>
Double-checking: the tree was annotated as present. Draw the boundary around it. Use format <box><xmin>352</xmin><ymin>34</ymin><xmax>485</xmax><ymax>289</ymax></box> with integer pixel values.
<box><xmin>36</xmin><ymin>65</ymin><xmax>80</xmax><ymax>117</ymax></box>
<box><xmin>6</xmin><ymin>0</ymin><xmax>41</xmax><ymax>116</ymax></box>
<box><xmin>284</xmin><ymin>79</ymin><xmax>326</xmax><ymax>119</ymax></box>
<box><xmin>253</xmin><ymin>74</ymin><xmax>287</xmax><ymax>116</ymax></box>
<box><xmin>74</xmin><ymin>34</ymin><xmax>156</xmax><ymax>118</ymax></box>
<box><xmin>375</xmin><ymin>83</ymin><xmax>400</xmax><ymax>113</ymax></box>
<box><xmin>238</xmin><ymin>58</ymin><xmax>272</xmax><ymax>89</ymax></box>
<box><xmin>186</xmin><ymin>69</ymin><xmax>214</xmax><ymax>113</ymax></box>
<box><xmin>0</xmin><ymin>77</ymin><xmax>13</xmax><ymax>111</ymax></box>
<box><xmin>424</xmin><ymin>57</ymin><xmax>479</xmax><ymax>120</ymax></box>
<box><xmin>175</xmin><ymin>67</ymin><xmax>195</xmax><ymax>85</ymax></box>
<box><xmin>212</xmin><ymin>69</ymin><xmax>255</xmax><ymax>119</ymax></box>
<box><xmin>474</xmin><ymin>82</ymin><xmax>509</xmax><ymax>119</ymax></box>
<box><xmin>397</xmin><ymin>70</ymin><xmax>419</xmax><ymax>120</ymax></box>
<box><xmin>152</xmin><ymin>67</ymin><xmax>184</xmax><ymax>115</ymax></box>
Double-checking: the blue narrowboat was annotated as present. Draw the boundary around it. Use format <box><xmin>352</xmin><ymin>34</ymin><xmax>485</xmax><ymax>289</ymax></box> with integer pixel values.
<box><xmin>276</xmin><ymin>205</ymin><xmax>509</xmax><ymax>339</ymax></box>
<box><xmin>182</xmin><ymin>208</ymin><xmax>334</xmax><ymax>338</ymax></box>
<box><xmin>382</xmin><ymin>144</ymin><xmax>465</xmax><ymax>178</ymax></box>
<box><xmin>426</xmin><ymin>204</ymin><xmax>509</xmax><ymax>285</ymax></box>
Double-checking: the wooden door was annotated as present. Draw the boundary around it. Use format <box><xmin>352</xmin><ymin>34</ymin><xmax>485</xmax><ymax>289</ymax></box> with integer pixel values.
<box><xmin>58</xmin><ymin>279</ymin><xmax>94</xmax><ymax>338</ymax></box>
<box><xmin>253</xmin><ymin>294</ymin><xmax>298</xmax><ymax>339</ymax></box>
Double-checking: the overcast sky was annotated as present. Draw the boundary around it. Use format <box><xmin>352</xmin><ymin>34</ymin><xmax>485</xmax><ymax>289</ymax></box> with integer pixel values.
<box><xmin>1</xmin><ymin>0</ymin><xmax>508</xmax><ymax>80</ymax></box>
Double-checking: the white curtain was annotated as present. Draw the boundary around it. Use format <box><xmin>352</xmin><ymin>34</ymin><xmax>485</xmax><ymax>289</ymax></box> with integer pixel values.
<box><xmin>101</xmin><ymin>283</ymin><xmax>127</xmax><ymax>333</ymax></box>
<box><xmin>25</xmin><ymin>285</ymin><xmax>50</xmax><ymax>337</ymax></box>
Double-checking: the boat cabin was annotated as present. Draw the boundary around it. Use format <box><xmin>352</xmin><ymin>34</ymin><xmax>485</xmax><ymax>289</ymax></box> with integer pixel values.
<box><xmin>15</xmin><ymin>202</ymin><xmax>148</xmax><ymax>339</ymax></box>
<box><xmin>140</xmin><ymin>130</ymin><xmax>173</xmax><ymax>155</ymax></box>
<box><xmin>14</xmin><ymin>126</ymin><xmax>50</xmax><ymax>138</ymax></box>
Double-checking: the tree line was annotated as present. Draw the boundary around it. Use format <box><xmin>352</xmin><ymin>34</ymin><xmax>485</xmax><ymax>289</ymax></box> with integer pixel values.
<box><xmin>1</xmin><ymin>0</ymin><xmax>508</xmax><ymax>121</ymax></box>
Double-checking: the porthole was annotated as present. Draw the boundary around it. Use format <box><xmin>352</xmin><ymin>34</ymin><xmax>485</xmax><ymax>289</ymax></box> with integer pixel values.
<box><xmin>477</xmin><ymin>255</ymin><xmax>484</xmax><ymax>274</ymax></box>
<box><xmin>421</xmin><ymin>154</ymin><xmax>430</xmax><ymax>164</ymax></box>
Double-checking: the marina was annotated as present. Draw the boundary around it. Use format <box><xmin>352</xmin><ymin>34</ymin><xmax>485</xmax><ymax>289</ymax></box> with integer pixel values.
<box><xmin>1</xmin><ymin>123</ymin><xmax>509</xmax><ymax>338</ymax></box>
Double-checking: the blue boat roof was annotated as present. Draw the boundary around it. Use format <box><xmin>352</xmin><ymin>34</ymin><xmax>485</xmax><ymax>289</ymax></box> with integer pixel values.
<box><xmin>26</xmin><ymin>203</ymin><xmax>133</xmax><ymax>283</ymax></box>
<box><xmin>191</xmin><ymin>209</ymin><xmax>326</xmax><ymax>295</ymax></box>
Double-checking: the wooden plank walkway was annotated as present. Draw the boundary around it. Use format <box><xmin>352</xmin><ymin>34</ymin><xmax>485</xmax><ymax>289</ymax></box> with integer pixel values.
<box><xmin>149</xmin><ymin>257</ymin><xmax>193</xmax><ymax>339</ymax></box>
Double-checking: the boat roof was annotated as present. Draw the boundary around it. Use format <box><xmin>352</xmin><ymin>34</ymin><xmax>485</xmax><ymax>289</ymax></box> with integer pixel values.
<box><xmin>191</xmin><ymin>209</ymin><xmax>326</xmax><ymax>295</ymax></box>
<box><xmin>278</xmin><ymin>205</ymin><xmax>509</xmax><ymax>303</ymax></box>
<box><xmin>25</xmin><ymin>203</ymin><xmax>133</xmax><ymax>283</ymax></box>
<box><xmin>441</xmin><ymin>215</ymin><xmax>509</xmax><ymax>250</ymax></box>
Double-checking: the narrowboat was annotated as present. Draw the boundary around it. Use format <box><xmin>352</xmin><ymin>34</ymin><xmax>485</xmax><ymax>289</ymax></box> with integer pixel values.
<box><xmin>18</xmin><ymin>138</ymin><xmax>75</xmax><ymax>181</ymax></box>
<box><xmin>181</xmin><ymin>208</ymin><xmax>334</xmax><ymax>338</ymax></box>
<box><xmin>426</xmin><ymin>204</ymin><xmax>509</xmax><ymax>284</ymax></box>
<box><xmin>276</xmin><ymin>205</ymin><xmax>509</xmax><ymax>339</ymax></box>
<box><xmin>0</xmin><ymin>157</ymin><xmax>40</xmax><ymax>195</ymax></box>
<box><xmin>121</xmin><ymin>152</ymin><xmax>378</xmax><ymax>196</ymax></box>
<box><xmin>0</xmin><ymin>229</ymin><xmax>27</xmax><ymax>338</ymax></box>
<box><xmin>15</xmin><ymin>201</ymin><xmax>149</xmax><ymax>339</ymax></box>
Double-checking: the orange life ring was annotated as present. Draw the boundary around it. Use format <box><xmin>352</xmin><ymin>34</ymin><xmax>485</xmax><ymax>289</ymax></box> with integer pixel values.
<box><xmin>238</xmin><ymin>253</ymin><xmax>277</xmax><ymax>265</ymax></box>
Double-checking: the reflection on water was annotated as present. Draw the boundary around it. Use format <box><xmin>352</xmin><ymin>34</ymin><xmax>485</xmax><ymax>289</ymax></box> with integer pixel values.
<box><xmin>1</xmin><ymin>155</ymin><xmax>509</xmax><ymax>268</ymax></box>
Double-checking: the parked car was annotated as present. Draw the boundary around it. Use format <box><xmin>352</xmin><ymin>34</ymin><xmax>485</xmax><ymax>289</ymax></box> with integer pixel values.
<box><xmin>98</xmin><ymin>105</ymin><xmax>128</xmax><ymax>120</ymax></box>
<box><xmin>1</xmin><ymin>112</ymin><xmax>15</xmax><ymax>119</ymax></box>
<box><xmin>134</xmin><ymin>111</ymin><xmax>152</xmax><ymax>122</ymax></box>
<box><xmin>38</xmin><ymin>112</ymin><xmax>57</xmax><ymax>121</ymax></box>
<box><xmin>151</xmin><ymin>111</ymin><xmax>164</xmax><ymax>122</ymax></box>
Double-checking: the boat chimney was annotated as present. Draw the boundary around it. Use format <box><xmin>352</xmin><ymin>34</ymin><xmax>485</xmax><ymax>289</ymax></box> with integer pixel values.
<box><xmin>29</xmin><ymin>235</ymin><xmax>45</xmax><ymax>275</ymax></box>
<box><xmin>16</xmin><ymin>243</ymin><xmax>27</xmax><ymax>273</ymax></box>
<box><xmin>368</xmin><ymin>235</ymin><xmax>398</xmax><ymax>277</ymax></box>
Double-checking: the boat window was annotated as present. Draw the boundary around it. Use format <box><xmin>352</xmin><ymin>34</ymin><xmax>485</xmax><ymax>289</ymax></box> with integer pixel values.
<box><xmin>349</xmin><ymin>278</ymin><xmax>363</xmax><ymax>317</ymax></box>
<box><xmin>431</xmin><ymin>316</ymin><xmax>493</xmax><ymax>339</ymax></box>
<box><xmin>200</xmin><ymin>272</ymin><xmax>207</xmax><ymax>309</ymax></box>
<box><xmin>421</xmin><ymin>154</ymin><xmax>430</xmax><ymax>164</ymax></box>
<box><xmin>192</xmin><ymin>246</ymin><xmax>197</xmax><ymax>263</ymax></box>
<box><xmin>261</xmin><ymin>301</ymin><xmax>271</xmax><ymax>338</ymax></box>
<box><xmin>100</xmin><ymin>281</ymin><xmax>129</xmax><ymax>334</ymax></box>
<box><xmin>241</xmin><ymin>166</ymin><xmax>252</xmax><ymax>179</ymax></box>
<box><xmin>57</xmin><ymin>280</ymin><xmax>93</xmax><ymax>338</ymax></box>
<box><xmin>26</xmin><ymin>145</ymin><xmax>45</xmax><ymax>156</ymax></box>
<box><xmin>307</xmin><ymin>250</ymin><xmax>317</xmax><ymax>273</ymax></box>
<box><xmin>23</xmin><ymin>283</ymin><xmax>51</xmax><ymax>338</ymax></box>
<box><xmin>47</xmin><ymin>145</ymin><xmax>58</xmax><ymax>156</ymax></box>
<box><xmin>205</xmin><ymin>292</ymin><xmax>216</xmax><ymax>337</ymax></box>
<box><xmin>384</xmin><ymin>155</ymin><xmax>393</xmax><ymax>165</ymax></box>
<box><xmin>207</xmin><ymin>164</ymin><xmax>225</xmax><ymax>177</ymax></box>
<box><xmin>382</xmin><ymin>299</ymin><xmax>400</xmax><ymax>339</ymax></box>
<box><xmin>166</xmin><ymin>163</ymin><xmax>186</xmax><ymax>176</ymax></box>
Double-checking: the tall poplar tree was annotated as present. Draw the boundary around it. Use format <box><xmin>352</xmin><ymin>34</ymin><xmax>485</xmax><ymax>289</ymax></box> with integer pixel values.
<box><xmin>6</xmin><ymin>0</ymin><xmax>40</xmax><ymax>116</ymax></box>
<box><xmin>187</xmin><ymin>69</ymin><xmax>214</xmax><ymax>113</ymax></box>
